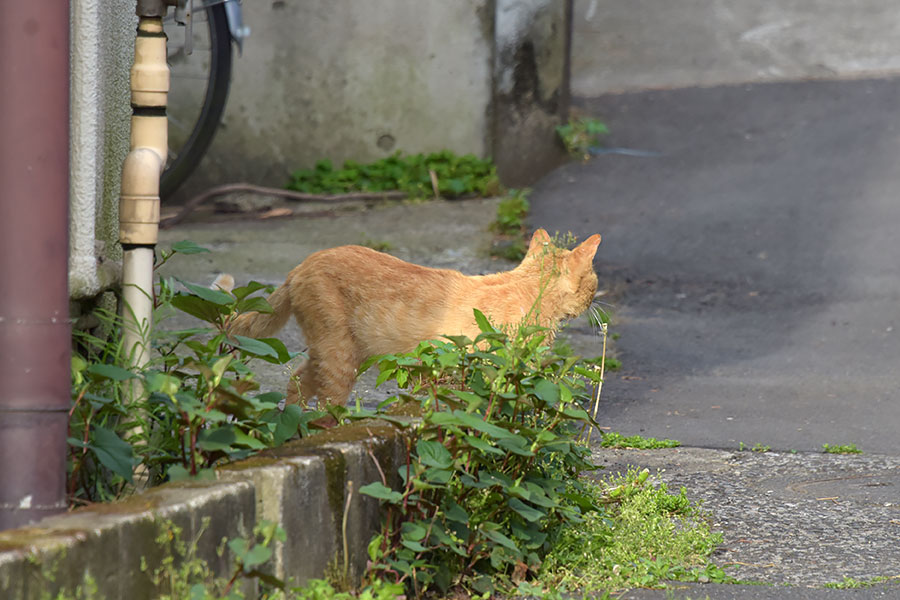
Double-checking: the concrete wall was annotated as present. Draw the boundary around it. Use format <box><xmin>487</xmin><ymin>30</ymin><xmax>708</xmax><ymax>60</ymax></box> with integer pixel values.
<box><xmin>493</xmin><ymin>0</ymin><xmax>572</xmax><ymax>185</ymax></box>
<box><xmin>68</xmin><ymin>0</ymin><xmax>133</xmax><ymax>300</ymax></box>
<box><xmin>0</xmin><ymin>422</ymin><xmax>404</xmax><ymax>599</ymax></box>
<box><xmin>66</xmin><ymin>1</ymin><xmax>571</xmax><ymax>296</ymax></box>
<box><xmin>572</xmin><ymin>0</ymin><xmax>900</xmax><ymax>96</ymax></box>
<box><xmin>171</xmin><ymin>0</ymin><xmax>571</xmax><ymax>199</ymax></box>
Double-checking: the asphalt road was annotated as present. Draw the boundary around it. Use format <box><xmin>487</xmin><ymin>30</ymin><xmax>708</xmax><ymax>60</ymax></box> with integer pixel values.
<box><xmin>530</xmin><ymin>77</ymin><xmax>900</xmax><ymax>455</ymax></box>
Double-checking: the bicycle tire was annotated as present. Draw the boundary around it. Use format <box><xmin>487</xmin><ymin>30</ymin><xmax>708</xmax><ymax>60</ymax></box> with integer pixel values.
<box><xmin>161</xmin><ymin>2</ymin><xmax>232</xmax><ymax>199</ymax></box>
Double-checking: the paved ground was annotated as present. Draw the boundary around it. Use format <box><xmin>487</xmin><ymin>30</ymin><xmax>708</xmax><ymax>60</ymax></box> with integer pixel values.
<box><xmin>529</xmin><ymin>77</ymin><xmax>900</xmax><ymax>597</ymax></box>
<box><xmin>159</xmin><ymin>76</ymin><xmax>900</xmax><ymax>598</ymax></box>
<box><xmin>571</xmin><ymin>0</ymin><xmax>900</xmax><ymax>96</ymax></box>
<box><xmin>538</xmin><ymin>78</ymin><xmax>900</xmax><ymax>456</ymax></box>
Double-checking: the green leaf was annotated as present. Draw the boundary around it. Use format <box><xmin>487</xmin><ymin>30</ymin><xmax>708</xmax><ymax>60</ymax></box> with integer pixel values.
<box><xmin>236</xmin><ymin>296</ymin><xmax>273</xmax><ymax>315</ymax></box>
<box><xmin>424</xmin><ymin>466</ymin><xmax>453</xmax><ymax>485</ymax></box>
<box><xmin>230</xmin><ymin>335</ymin><xmax>279</xmax><ymax>359</ymax></box>
<box><xmin>231</xmin><ymin>280</ymin><xmax>269</xmax><ymax>302</ymax></box>
<box><xmin>463</xmin><ymin>435</ymin><xmax>504</xmax><ymax>456</ymax></box>
<box><xmin>533</xmin><ymin>379</ymin><xmax>560</xmax><ymax>404</ymax></box>
<box><xmin>368</xmin><ymin>534</ymin><xmax>384</xmax><ymax>562</ymax></box>
<box><xmin>357</xmin><ymin>354</ymin><xmax>383</xmax><ymax>374</ymax></box>
<box><xmin>436</xmin><ymin>351</ymin><xmax>459</xmax><ymax>368</ymax></box>
<box><xmin>228</xmin><ymin>537</ymin><xmax>249</xmax><ymax>559</ymax></box>
<box><xmin>71</xmin><ymin>355</ymin><xmax>87</xmax><ymax>375</ymax></box>
<box><xmin>272</xmin><ymin>404</ymin><xmax>302</xmax><ymax>445</ymax></box>
<box><xmin>452</xmin><ymin>410</ymin><xmax>513</xmax><ymax>440</ymax></box>
<box><xmin>401</xmin><ymin>540</ymin><xmax>427</xmax><ymax>552</ymax></box>
<box><xmin>472</xmin><ymin>309</ymin><xmax>495</xmax><ymax>333</ymax></box>
<box><xmin>574</xmin><ymin>365</ymin><xmax>604</xmax><ymax>382</ymax></box>
<box><xmin>179</xmin><ymin>280</ymin><xmax>234</xmax><ymax>305</ymax></box>
<box><xmin>497</xmin><ymin>436</ymin><xmax>534</xmax><ymax>457</ymax></box>
<box><xmin>442</xmin><ymin>334</ymin><xmax>473</xmax><ymax>348</ymax></box>
<box><xmin>401</xmin><ymin>522</ymin><xmax>427</xmax><ymax>542</ymax></box>
<box><xmin>359</xmin><ymin>482</ymin><xmax>403</xmax><ymax>504</ymax></box>
<box><xmin>231</xmin><ymin>429</ymin><xmax>267</xmax><ymax>450</ymax></box>
<box><xmin>511</xmin><ymin>520</ymin><xmax>548</xmax><ymax>549</ymax></box>
<box><xmin>145</xmin><ymin>372</ymin><xmax>181</xmax><ymax>396</ymax></box>
<box><xmin>211</xmin><ymin>355</ymin><xmax>232</xmax><ymax>380</ymax></box>
<box><xmin>416</xmin><ymin>439</ymin><xmax>453</xmax><ymax>469</ymax></box>
<box><xmin>171</xmin><ymin>293</ymin><xmax>228</xmax><ymax>323</ymax></box>
<box><xmin>189</xmin><ymin>583</ymin><xmax>209</xmax><ymax>600</ymax></box>
<box><xmin>509</xmin><ymin>498</ymin><xmax>545</xmax><ymax>522</ymax></box>
<box><xmin>86</xmin><ymin>363</ymin><xmax>134</xmax><ymax>381</ymax></box>
<box><xmin>171</xmin><ymin>240</ymin><xmax>210</xmax><ymax>255</ymax></box>
<box><xmin>480</xmin><ymin>525</ymin><xmax>520</xmax><ymax>553</ymax></box>
<box><xmin>443</xmin><ymin>500</ymin><xmax>469</xmax><ymax>524</ymax></box>
<box><xmin>90</xmin><ymin>425</ymin><xmax>134</xmax><ymax>483</ymax></box>
<box><xmin>560</xmin><ymin>383</ymin><xmax>573</xmax><ymax>404</ymax></box>
<box><xmin>257</xmin><ymin>337</ymin><xmax>295</xmax><ymax>364</ymax></box>
<box><xmin>197</xmin><ymin>427</ymin><xmax>237</xmax><ymax>451</ymax></box>
<box><xmin>449</xmin><ymin>389</ymin><xmax>483</xmax><ymax>410</ymax></box>
<box><xmin>241</xmin><ymin>544</ymin><xmax>272</xmax><ymax>570</ymax></box>
<box><xmin>167</xmin><ymin>464</ymin><xmax>191</xmax><ymax>481</ymax></box>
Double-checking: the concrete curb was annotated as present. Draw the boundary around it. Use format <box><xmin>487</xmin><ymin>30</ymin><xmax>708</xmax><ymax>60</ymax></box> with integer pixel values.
<box><xmin>0</xmin><ymin>421</ymin><xmax>403</xmax><ymax>599</ymax></box>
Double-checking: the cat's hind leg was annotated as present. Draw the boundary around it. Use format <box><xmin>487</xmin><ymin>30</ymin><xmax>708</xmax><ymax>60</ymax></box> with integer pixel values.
<box><xmin>293</xmin><ymin>312</ymin><xmax>360</xmax><ymax>408</ymax></box>
<box><xmin>303</xmin><ymin>345</ymin><xmax>358</xmax><ymax>408</ymax></box>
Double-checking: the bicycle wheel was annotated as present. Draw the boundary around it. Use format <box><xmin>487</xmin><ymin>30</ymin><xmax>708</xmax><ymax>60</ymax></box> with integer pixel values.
<box><xmin>161</xmin><ymin>2</ymin><xmax>232</xmax><ymax>199</ymax></box>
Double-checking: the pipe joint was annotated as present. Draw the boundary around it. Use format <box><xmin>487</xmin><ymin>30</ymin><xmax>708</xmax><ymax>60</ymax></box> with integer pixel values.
<box><xmin>131</xmin><ymin>18</ymin><xmax>168</xmax><ymax>107</ymax></box>
<box><xmin>119</xmin><ymin>147</ymin><xmax>163</xmax><ymax>245</ymax></box>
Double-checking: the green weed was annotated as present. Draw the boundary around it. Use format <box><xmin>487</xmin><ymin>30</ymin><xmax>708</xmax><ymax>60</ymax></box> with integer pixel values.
<box><xmin>556</xmin><ymin>117</ymin><xmax>609</xmax><ymax>158</ymax></box>
<box><xmin>601</xmin><ymin>432</ymin><xmax>680</xmax><ymax>449</ymax></box>
<box><xmin>359</xmin><ymin>311</ymin><xmax>604</xmax><ymax>597</ymax></box>
<box><xmin>68</xmin><ymin>241</ymin><xmax>305</xmax><ymax>504</ymax></box>
<box><xmin>539</xmin><ymin>469</ymin><xmax>729</xmax><ymax>593</ymax></box>
<box><xmin>287</xmin><ymin>151</ymin><xmax>501</xmax><ymax>199</ymax></box>
<box><xmin>489</xmin><ymin>190</ymin><xmax>531</xmax><ymax>261</ymax></box>
<box><xmin>360</xmin><ymin>238</ymin><xmax>393</xmax><ymax>253</ymax></box>
<box><xmin>490</xmin><ymin>190</ymin><xmax>531</xmax><ymax>235</ymax></box>
<box><xmin>825</xmin><ymin>575</ymin><xmax>900</xmax><ymax>589</ymax></box>
<box><xmin>822</xmin><ymin>443</ymin><xmax>862</xmax><ymax>454</ymax></box>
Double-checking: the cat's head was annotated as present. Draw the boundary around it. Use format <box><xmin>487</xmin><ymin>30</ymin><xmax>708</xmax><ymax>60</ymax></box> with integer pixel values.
<box><xmin>524</xmin><ymin>228</ymin><xmax>602</xmax><ymax>319</ymax></box>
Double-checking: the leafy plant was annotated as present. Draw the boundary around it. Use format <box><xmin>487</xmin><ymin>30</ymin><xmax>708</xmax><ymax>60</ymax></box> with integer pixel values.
<box><xmin>490</xmin><ymin>190</ymin><xmax>530</xmax><ymax>235</ymax></box>
<box><xmin>825</xmin><ymin>575</ymin><xmax>900</xmax><ymax>589</ymax></box>
<box><xmin>359</xmin><ymin>311</ymin><xmax>604</xmax><ymax>597</ymax></box>
<box><xmin>556</xmin><ymin>117</ymin><xmax>609</xmax><ymax>158</ymax></box>
<box><xmin>539</xmin><ymin>469</ymin><xmax>729</xmax><ymax>592</ymax></box>
<box><xmin>68</xmin><ymin>242</ymin><xmax>310</xmax><ymax>504</ymax></box>
<box><xmin>360</xmin><ymin>238</ymin><xmax>393</xmax><ymax>253</ymax></box>
<box><xmin>600</xmin><ymin>432</ymin><xmax>680</xmax><ymax>450</ymax></box>
<box><xmin>287</xmin><ymin>578</ymin><xmax>405</xmax><ymax>600</ymax></box>
<box><xmin>287</xmin><ymin>151</ymin><xmax>501</xmax><ymax>199</ymax></box>
<box><xmin>489</xmin><ymin>189</ymin><xmax>531</xmax><ymax>261</ymax></box>
<box><xmin>139</xmin><ymin>518</ymin><xmax>297</xmax><ymax>599</ymax></box>
<box><xmin>822</xmin><ymin>443</ymin><xmax>862</xmax><ymax>454</ymax></box>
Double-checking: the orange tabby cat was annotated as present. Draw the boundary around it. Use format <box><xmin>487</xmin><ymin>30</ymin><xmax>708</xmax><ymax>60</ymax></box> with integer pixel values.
<box><xmin>224</xmin><ymin>229</ymin><xmax>601</xmax><ymax>406</ymax></box>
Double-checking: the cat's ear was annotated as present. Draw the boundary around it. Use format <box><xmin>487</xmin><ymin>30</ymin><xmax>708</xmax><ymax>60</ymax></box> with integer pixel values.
<box><xmin>527</xmin><ymin>228</ymin><xmax>552</xmax><ymax>253</ymax></box>
<box><xmin>571</xmin><ymin>234</ymin><xmax>602</xmax><ymax>262</ymax></box>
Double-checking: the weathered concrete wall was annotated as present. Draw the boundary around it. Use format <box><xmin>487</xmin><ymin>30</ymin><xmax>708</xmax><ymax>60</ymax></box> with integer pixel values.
<box><xmin>0</xmin><ymin>422</ymin><xmax>404</xmax><ymax>599</ymax></box>
<box><xmin>68</xmin><ymin>0</ymin><xmax>132</xmax><ymax>299</ymax></box>
<box><xmin>493</xmin><ymin>0</ymin><xmax>572</xmax><ymax>185</ymax></box>
<box><xmin>171</xmin><ymin>0</ymin><xmax>571</xmax><ymax>199</ymax></box>
<box><xmin>572</xmin><ymin>0</ymin><xmax>900</xmax><ymax>96</ymax></box>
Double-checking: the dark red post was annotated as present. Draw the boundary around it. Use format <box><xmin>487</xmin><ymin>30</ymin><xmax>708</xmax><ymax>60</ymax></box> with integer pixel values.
<box><xmin>0</xmin><ymin>0</ymin><xmax>72</xmax><ymax>529</ymax></box>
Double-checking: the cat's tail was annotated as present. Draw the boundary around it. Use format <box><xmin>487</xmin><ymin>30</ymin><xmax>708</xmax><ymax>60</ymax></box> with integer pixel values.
<box><xmin>212</xmin><ymin>273</ymin><xmax>293</xmax><ymax>338</ymax></box>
